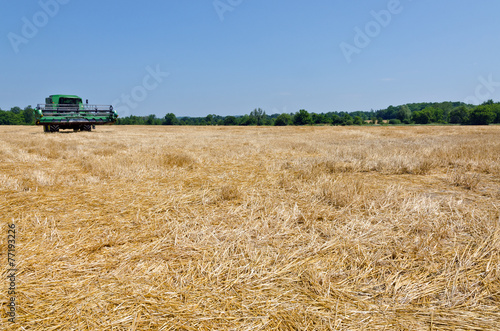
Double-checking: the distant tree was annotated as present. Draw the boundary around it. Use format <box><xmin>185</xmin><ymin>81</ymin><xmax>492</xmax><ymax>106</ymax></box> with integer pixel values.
<box><xmin>480</xmin><ymin>102</ymin><xmax>500</xmax><ymax>123</ymax></box>
<box><xmin>389</xmin><ymin>119</ymin><xmax>401</xmax><ymax>125</ymax></box>
<box><xmin>274</xmin><ymin>113</ymin><xmax>291</xmax><ymax>126</ymax></box>
<box><xmin>430</xmin><ymin>107</ymin><xmax>444</xmax><ymax>123</ymax></box>
<box><xmin>0</xmin><ymin>110</ymin><xmax>22</xmax><ymax>125</ymax></box>
<box><xmin>449</xmin><ymin>106</ymin><xmax>470</xmax><ymax>124</ymax></box>
<box><xmin>341</xmin><ymin>114</ymin><xmax>353</xmax><ymax>126</ymax></box>
<box><xmin>412</xmin><ymin>106</ymin><xmax>443</xmax><ymax>124</ymax></box>
<box><xmin>250</xmin><ymin>108</ymin><xmax>265</xmax><ymax>126</ymax></box>
<box><xmin>313</xmin><ymin>113</ymin><xmax>331</xmax><ymax>124</ymax></box>
<box><xmin>293</xmin><ymin>109</ymin><xmax>312</xmax><ymax>125</ymax></box>
<box><xmin>145</xmin><ymin>114</ymin><xmax>157</xmax><ymax>125</ymax></box>
<box><xmin>353</xmin><ymin>116</ymin><xmax>364</xmax><ymax>125</ymax></box>
<box><xmin>22</xmin><ymin>106</ymin><xmax>35</xmax><ymax>125</ymax></box>
<box><xmin>239</xmin><ymin>114</ymin><xmax>255</xmax><ymax>126</ymax></box>
<box><xmin>311</xmin><ymin>113</ymin><xmax>323</xmax><ymax>124</ymax></box>
<box><xmin>412</xmin><ymin>110</ymin><xmax>431</xmax><ymax>124</ymax></box>
<box><xmin>469</xmin><ymin>105</ymin><xmax>495</xmax><ymax>125</ymax></box>
<box><xmin>164</xmin><ymin>113</ymin><xmax>178</xmax><ymax>125</ymax></box>
<box><xmin>396</xmin><ymin>105</ymin><xmax>411</xmax><ymax>122</ymax></box>
<box><xmin>330</xmin><ymin>114</ymin><xmax>342</xmax><ymax>125</ymax></box>
<box><xmin>493</xmin><ymin>103</ymin><xmax>500</xmax><ymax>123</ymax></box>
<box><xmin>223</xmin><ymin>116</ymin><xmax>237</xmax><ymax>125</ymax></box>
<box><xmin>437</xmin><ymin>102</ymin><xmax>453</xmax><ymax>122</ymax></box>
<box><xmin>205</xmin><ymin>114</ymin><xmax>214</xmax><ymax>125</ymax></box>
<box><xmin>10</xmin><ymin>107</ymin><xmax>22</xmax><ymax>114</ymax></box>
<box><xmin>377</xmin><ymin>105</ymin><xmax>398</xmax><ymax>120</ymax></box>
<box><xmin>132</xmin><ymin>116</ymin><xmax>145</xmax><ymax>125</ymax></box>
<box><xmin>350</xmin><ymin>111</ymin><xmax>367</xmax><ymax>121</ymax></box>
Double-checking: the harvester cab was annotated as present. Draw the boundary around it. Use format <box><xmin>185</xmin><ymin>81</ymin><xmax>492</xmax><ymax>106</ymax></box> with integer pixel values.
<box><xmin>35</xmin><ymin>95</ymin><xmax>118</xmax><ymax>132</ymax></box>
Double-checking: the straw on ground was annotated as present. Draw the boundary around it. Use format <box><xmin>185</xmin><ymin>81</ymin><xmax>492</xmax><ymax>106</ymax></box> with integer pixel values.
<box><xmin>1</xmin><ymin>125</ymin><xmax>499</xmax><ymax>330</ymax></box>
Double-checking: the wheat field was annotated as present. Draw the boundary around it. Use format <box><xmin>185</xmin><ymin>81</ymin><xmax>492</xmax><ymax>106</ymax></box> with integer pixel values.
<box><xmin>1</xmin><ymin>125</ymin><xmax>499</xmax><ymax>330</ymax></box>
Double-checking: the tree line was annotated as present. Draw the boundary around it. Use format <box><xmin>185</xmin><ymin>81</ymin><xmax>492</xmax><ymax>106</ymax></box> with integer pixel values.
<box><xmin>1</xmin><ymin>101</ymin><xmax>500</xmax><ymax>126</ymax></box>
<box><xmin>0</xmin><ymin>106</ymin><xmax>35</xmax><ymax>125</ymax></box>
<box><xmin>116</xmin><ymin>101</ymin><xmax>500</xmax><ymax>126</ymax></box>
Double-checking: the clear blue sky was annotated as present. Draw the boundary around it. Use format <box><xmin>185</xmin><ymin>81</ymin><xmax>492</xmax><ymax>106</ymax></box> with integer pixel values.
<box><xmin>1</xmin><ymin>0</ymin><xmax>500</xmax><ymax>117</ymax></box>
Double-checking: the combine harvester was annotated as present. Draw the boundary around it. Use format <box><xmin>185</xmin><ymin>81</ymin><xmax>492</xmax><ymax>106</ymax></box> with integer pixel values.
<box><xmin>35</xmin><ymin>95</ymin><xmax>118</xmax><ymax>132</ymax></box>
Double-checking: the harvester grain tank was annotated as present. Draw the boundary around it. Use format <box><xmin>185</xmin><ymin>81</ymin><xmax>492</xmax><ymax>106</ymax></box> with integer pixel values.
<box><xmin>35</xmin><ymin>95</ymin><xmax>118</xmax><ymax>132</ymax></box>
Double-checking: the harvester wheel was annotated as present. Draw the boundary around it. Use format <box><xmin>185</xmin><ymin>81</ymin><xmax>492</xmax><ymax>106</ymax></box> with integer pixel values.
<box><xmin>82</xmin><ymin>125</ymin><xmax>92</xmax><ymax>132</ymax></box>
<box><xmin>50</xmin><ymin>125</ymin><xmax>60</xmax><ymax>132</ymax></box>
<box><xmin>43</xmin><ymin>125</ymin><xmax>50</xmax><ymax>132</ymax></box>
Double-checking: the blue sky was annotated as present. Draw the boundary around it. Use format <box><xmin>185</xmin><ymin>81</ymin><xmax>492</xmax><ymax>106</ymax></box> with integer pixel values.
<box><xmin>1</xmin><ymin>0</ymin><xmax>500</xmax><ymax>117</ymax></box>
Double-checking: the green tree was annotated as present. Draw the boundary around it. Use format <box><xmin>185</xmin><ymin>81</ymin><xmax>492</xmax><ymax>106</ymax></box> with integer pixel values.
<box><xmin>449</xmin><ymin>106</ymin><xmax>470</xmax><ymax>124</ymax></box>
<box><xmin>437</xmin><ymin>102</ymin><xmax>453</xmax><ymax>122</ymax></box>
<box><xmin>22</xmin><ymin>106</ymin><xmax>35</xmax><ymax>125</ymax></box>
<box><xmin>353</xmin><ymin>116</ymin><xmax>364</xmax><ymax>125</ymax></box>
<box><xmin>250</xmin><ymin>108</ymin><xmax>265</xmax><ymax>126</ymax></box>
<box><xmin>412</xmin><ymin>110</ymin><xmax>430</xmax><ymax>124</ymax></box>
<box><xmin>239</xmin><ymin>114</ymin><xmax>255</xmax><ymax>126</ymax></box>
<box><xmin>330</xmin><ymin>114</ymin><xmax>342</xmax><ymax>125</ymax></box>
<box><xmin>341</xmin><ymin>114</ymin><xmax>353</xmax><ymax>126</ymax></box>
<box><xmin>311</xmin><ymin>113</ymin><xmax>330</xmax><ymax>124</ymax></box>
<box><xmin>205</xmin><ymin>114</ymin><xmax>215</xmax><ymax>125</ymax></box>
<box><xmin>145</xmin><ymin>114</ymin><xmax>157</xmax><ymax>125</ymax></box>
<box><xmin>10</xmin><ymin>107</ymin><xmax>22</xmax><ymax>114</ymax></box>
<box><xmin>0</xmin><ymin>110</ymin><xmax>22</xmax><ymax>125</ymax></box>
<box><xmin>293</xmin><ymin>109</ymin><xmax>312</xmax><ymax>125</ymax></box>
<box><xmin>274</xmin><ymin>113</ymin><xmax>291</xmax><ymax>126</ymax></box>
<box><xmin>469</xmin><ymin>105</ymin><xmax>495</xmax><ymax>125</ymax></box>
<box><xmin>380</xmin><ymin>105</ymin><xmax>398</xmax><ymax>119</ymax></box>
<box><xmin>430</xmin><ymin>107</ymin><xmax>444</xmax><ymax>123</ymax></box>
<box><xmin>489</xmin><ymin>103</ymin><xmax>500</xmax><ymax>123</ymax></box>
<box><xmin>412</xmin><ymin>107</ymin><xmax>443</xmax><ymax>124</ymax></box>
<box><xmin>223</xmin><ymin>116</ymin><xmax>237</xmax><ymax>126</ymax></box>
<box><xmin>164</xmin><ymin>113</ymin><xmax>178</xmax><ymax>125</ymax></box>
<box><xmin>396</xmin><ymin>105</ymin><xmax>411</xmax><ymax>122</ymax></box>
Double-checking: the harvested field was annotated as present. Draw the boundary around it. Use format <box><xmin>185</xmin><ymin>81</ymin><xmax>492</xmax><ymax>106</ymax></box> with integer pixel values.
<box><xmin>1</xmin><ymin>125</ymin><xmax>500</xmax><ymax>330</ymax></box>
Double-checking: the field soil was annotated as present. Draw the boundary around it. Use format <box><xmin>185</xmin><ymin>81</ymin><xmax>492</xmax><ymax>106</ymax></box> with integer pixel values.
<box><xmin>1</xmin><ymin>125</ymin><xmax>500</xmax><ymax>330</ymax></box>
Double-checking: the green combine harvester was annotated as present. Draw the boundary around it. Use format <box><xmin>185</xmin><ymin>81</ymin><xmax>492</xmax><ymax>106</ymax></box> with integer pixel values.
<box><xmin>35</xmin><ymin>95</ymin><xmax>118</xmax><ymax>132</ymax></box>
